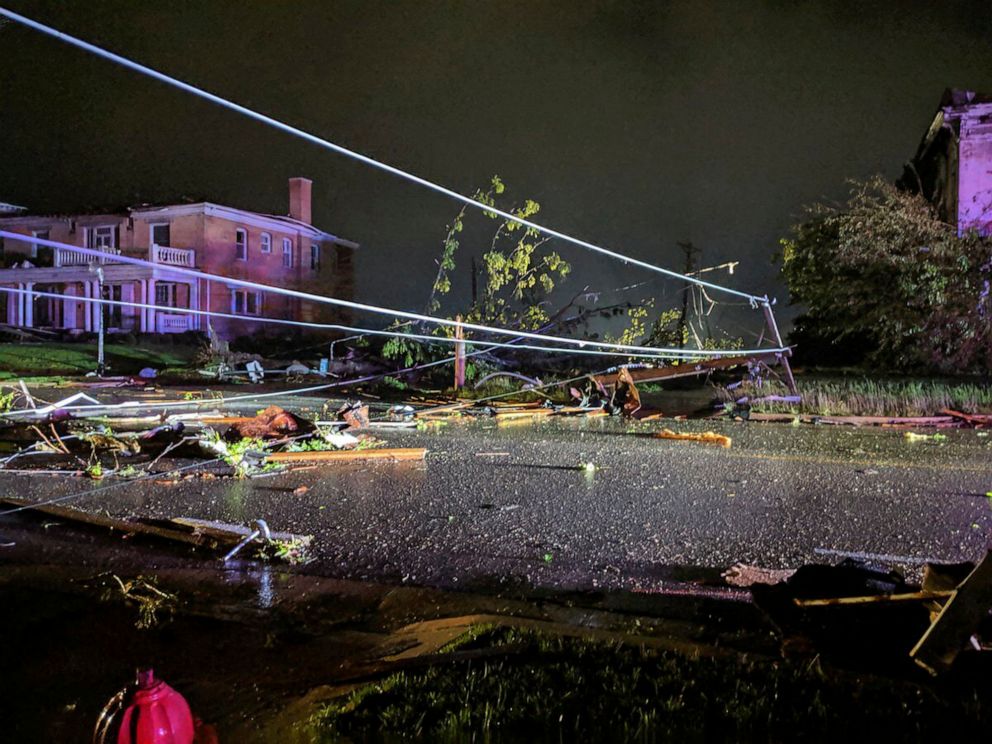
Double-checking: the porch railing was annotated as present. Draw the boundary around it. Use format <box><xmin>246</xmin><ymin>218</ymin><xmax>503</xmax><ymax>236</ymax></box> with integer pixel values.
<box><xmin>54</xmin><ymin>246</ymin><xmax>122</xmax><ymax>267</ymax></box>
<box><xmin>150</xmin><ymin>244</ymin><xmax>195</xmax><ymax>267</ymax></box>
<box><xmin>156</xmin><ymin>313</ymin><xmax>191</xmax><ymax>333</ymax></box>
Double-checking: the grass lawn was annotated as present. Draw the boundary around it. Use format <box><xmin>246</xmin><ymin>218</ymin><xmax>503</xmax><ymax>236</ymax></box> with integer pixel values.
<box><xmin>717</xmin><ymin>375</ymin><xmax>992</xmax><ymax>417</ymax></box>
<box><xmin>0</xmin><ymin>341</ymin><xmax>197</xmax><ymax>380</ymax></box>
<box><xmin>313</xmin><ymin>627</ymin><xmax>990</xmax><ymax>742</ymax></box>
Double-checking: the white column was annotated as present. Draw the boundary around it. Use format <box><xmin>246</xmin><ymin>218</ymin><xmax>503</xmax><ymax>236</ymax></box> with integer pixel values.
<box><xmin>63</xmin><ymin>284</ymin><xmax>77</xmax><ymax>329</ymax></box>
<box><xmin>83</xmin><ymin>281</ymin><xmax>92</xmax><ymax>332</ymax></box>
<box><xmin>147</xmin><ymin>278</ymin><xmax>157</xmax><ymax>334</ymax></box>
<box><xmin>189</xmin><ymin>280</ymin><xmax>199</xmax><ymax>330</ymax></box>
<box><xmin>15</xmin><ymin>283</ymin><xmax>23</xmax><ymax>326</ymax></box>
<box><xmin>136</xmin><ymin>279</ymin><xmax>145</xmax><ymax>333</ymax></box>
<box><xmin>11</xmin><ymin>284</ymin><xmax>22</xmax><ymax>326</ymax></box>
<box><xmin>23</xmin><ymin>282</ymin><xmax>34</xmax><ymax>328</ymax></box>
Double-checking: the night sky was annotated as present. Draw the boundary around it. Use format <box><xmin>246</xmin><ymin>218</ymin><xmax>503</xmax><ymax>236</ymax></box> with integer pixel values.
<box><xmin>2</xmin><ymin>1</ymin><xmax>992</xmax><ymax>334</ymax></box>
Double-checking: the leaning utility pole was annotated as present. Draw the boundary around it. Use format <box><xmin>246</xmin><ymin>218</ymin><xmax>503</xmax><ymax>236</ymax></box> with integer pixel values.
<box><xmin>676</xmin><ymin>241</ymin><xmax>699</xmax><ymax>350</ymax></box>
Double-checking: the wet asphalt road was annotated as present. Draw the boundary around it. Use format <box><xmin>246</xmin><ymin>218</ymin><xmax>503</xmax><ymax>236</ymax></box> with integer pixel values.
<box><xmin>3</xmin><ymin>412</ymin><xmax>992</xmax><ymax>591</ymax></box>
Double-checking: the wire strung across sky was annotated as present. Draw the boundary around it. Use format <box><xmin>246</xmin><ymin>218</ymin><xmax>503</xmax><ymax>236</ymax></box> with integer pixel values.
<box><xmin>0</xmin><ymin>286</ymin><xmax>717</xmax><ymax>361</ymax></box>
<box><xmin>0</xmin><ymin>5</ymin><xmax>769</xmax><ymax>306</ymax></box>
<box><xmin>0</xmin><ymin>232</ymin><xmax>787</xmax><ymax>358</ymax></box>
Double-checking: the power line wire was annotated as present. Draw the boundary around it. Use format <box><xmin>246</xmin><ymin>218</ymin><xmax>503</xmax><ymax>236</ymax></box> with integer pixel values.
<box><xmin>0</xmin><ymin>286</ymin><xmax>712</xmax><ymax>361</ymax></box>
<box><xmin>0</xmin><ymin>231</ymin><xmax>784</xmax><ymax>358</ymax></box>
<box><xmin>0</xmin><ymin>5</ymin><xmax>769</xmax><ymax>305</ymax></box>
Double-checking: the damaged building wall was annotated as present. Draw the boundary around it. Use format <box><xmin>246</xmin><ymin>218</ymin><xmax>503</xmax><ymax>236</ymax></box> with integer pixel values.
<box><xmin>901</xmin><ymin>89</ymin><xmax>992</xmax><ymax>236</ymax></box>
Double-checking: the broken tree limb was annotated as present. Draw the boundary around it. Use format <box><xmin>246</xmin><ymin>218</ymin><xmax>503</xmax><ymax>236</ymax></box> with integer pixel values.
<box><xmin>265</xmin><ymin>447</ymin><xmax>427</xmax><ymax>464</ymax></box>
<box><xmin>910</xmin><ymin>550</ymin><xmax>992</xmax><ymax>674</ymax></box>
<box><xmin>0</xmin><ymin>496</ymin><xmax>310</xmax><ymax>559</ymax></box>
<box><xmin>940</xmin><ymin>409</ymin><xmax>992</xmax><ymax>426</ymax></box>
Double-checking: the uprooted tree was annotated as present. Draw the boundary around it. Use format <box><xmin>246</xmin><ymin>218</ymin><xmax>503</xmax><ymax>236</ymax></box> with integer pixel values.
<box><xmin>779</xmin><ymin>176</ymin><xmax>992</xmax><ymax>373</ymax></box>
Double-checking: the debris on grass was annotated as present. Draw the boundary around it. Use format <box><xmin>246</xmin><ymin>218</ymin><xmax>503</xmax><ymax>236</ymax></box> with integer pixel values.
<box><xmin>228</xmin><ymin>405</ymin><xmax>310</xmax><ymax>440</ymax></box>
<box><xmin>904</xmin><ymin>431</ymin><xmax>948</xmax><ymax>443</ymax></box>
<box><xmin>102</xmin><ymin>574</ymin><xmax>178</xmax><ymax>629</ymax></box>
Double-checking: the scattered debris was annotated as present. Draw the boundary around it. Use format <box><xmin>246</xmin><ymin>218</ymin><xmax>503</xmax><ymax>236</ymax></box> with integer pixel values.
<box><xmin>222</xmin><ymin>518</ymin><xmax>272</xmax><ymax>561</ymax></box>
<box><xmin>722</xmin><ymin>563</ymin><xmax>797</xmax><ymax>587</ymax></box>
<box><xmin>246</xmin><ymin>360</ymin><xmax>265</xmax><ymax>383</ymax></box>
<box><xmin>610</xmin><ymin>367</ymin><xmax>642</xmax><ymax>417</ymax></box>
<box><xmin>338</xmin><ymin>401</ymin><xmax>370</xmax><ymax>429</ymax></box>
<box><xmin>266</xmin><ymin>447</ymin><xmax>427</xmax><ymax>464</ymax></box>
<box><xmin>903</xmin><ymin>431</ymin><xmax>947</xmax><ymax>443</ymax></box>
<box><xmin>227</xmin><ymin>405</ymin><xmax>311</xmax><ymax>440</ymax></box>
<box><xmin>654</xmin><ymin>429</ymin><xmax>732</xmax><ymax>448</ymax></box>
<box><xmin>285</xmin><ymin>361</ymin><xmax>310</xmax><ymax>375</ymax></box>
<box><xmin>750</xmin><ymin>556</ymin><xmax>991</xmax><ymax>673</ymax></box>
<box><xmin>104</xmin><ymin>574</ymin><xmax>178</xmax><ymax>629</ymax></box>
<box><xmin>911</xmin><ymin>551</ymin><xmax>992</xmax><ymax>674</ymax></box>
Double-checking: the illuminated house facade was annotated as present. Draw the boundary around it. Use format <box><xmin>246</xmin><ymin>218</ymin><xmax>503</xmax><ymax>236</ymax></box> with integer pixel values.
<box><xmin>900</xmin><ymin>89</ymin><xmax>992</xmax><ymax>236</ymax></box>
<box><xmin>0</xmin><ymin>178</ymin><xmax>357</xmax><ymax>339</ymax></box>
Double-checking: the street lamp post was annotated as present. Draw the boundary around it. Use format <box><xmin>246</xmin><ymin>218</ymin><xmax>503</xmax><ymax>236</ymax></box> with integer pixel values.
<box><xmin>89</xmin><ymin>262</ymin><xmax>106</xmax><ymax>376</ymax></box>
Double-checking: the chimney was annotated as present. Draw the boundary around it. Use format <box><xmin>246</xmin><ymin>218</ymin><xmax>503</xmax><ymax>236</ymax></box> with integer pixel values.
<box><xmin>288</xmin><ymin>177</ymin><xmax>312</xmax><ymax>224</ymax></box>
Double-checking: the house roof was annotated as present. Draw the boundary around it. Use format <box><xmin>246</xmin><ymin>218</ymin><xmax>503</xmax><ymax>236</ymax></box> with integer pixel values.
<box><xmin>0</xmin><ymin>201</ymin><xmax>27</xmax><ymax>214</ymax></box>
<box><xmin>940</xmin><ymin>88</ymin><xmax>992</xmax><ymax>108</ymax></box>
<box><xmin>128</xmin><ymin>202</ymin><xmax>359</xmax><ymax>249</ymax></box>
<box><xmin>0</xmin><ymin>199</ymin><xmax>359</xmax><ymax>249</ymax></box>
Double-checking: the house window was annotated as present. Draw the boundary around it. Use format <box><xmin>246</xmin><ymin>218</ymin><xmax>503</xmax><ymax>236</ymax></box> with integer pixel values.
<box><xmin>235</xmin><ymin>228</ymin><xmax>248</xmax><ymax>261</ymax></box>
<box><xmin>87</xmin><ymin>225</ymin><xmax>116</xmax><ymax>250</ymax></box>
<box><xmin>310</xmin><ymin>244</ymin><xmax>320</xmax><ymax>270</ymax></box>
<box><xmin>31</xmin><ymin>229</ymin><xmax>50</xmax><ymax>258</ymax></box>
<box><xmin>282</xmin><ymin>238</ymin><xmax>293</xmax><ymax>268</ymax></box>
<box><xmin>231</xmin><ymin>289</ymin><xmax>261</xmax><ymax>316</ymax></box>
<box><xmin>260</xmin><ymin>233</ymin><xmax>272</xmax><ymax>254</ymax></box>
<box><xmin>101</xmin><ymin>284</ymin><xmax>124</xmax><ymax>329</ymax></box>
<box><xmin>155</xmin><ymin>283</ymin><xmax>177</xmax><ymax>308</ymax></box>
<box><xmin>150</xmin><ymin>223</ymin><xmax>171</xmax><ymax>247</ymax></box>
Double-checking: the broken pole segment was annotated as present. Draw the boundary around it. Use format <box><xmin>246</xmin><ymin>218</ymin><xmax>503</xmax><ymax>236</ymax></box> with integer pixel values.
<box><xmin>761</xmin><ymin>301</ymin><xmax>798</xmax><ymax>396</ymax></box>
<box><xmin>454</xmin><ymin>316</ymin><xmax>466</xmax><ymax>391</ymax></box>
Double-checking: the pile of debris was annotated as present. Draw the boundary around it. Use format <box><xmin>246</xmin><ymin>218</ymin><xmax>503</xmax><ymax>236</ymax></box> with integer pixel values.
<box><xmin>726</xmin><ymin>553</ymin><xmax>992</xmax><ymax>676</ymax></box>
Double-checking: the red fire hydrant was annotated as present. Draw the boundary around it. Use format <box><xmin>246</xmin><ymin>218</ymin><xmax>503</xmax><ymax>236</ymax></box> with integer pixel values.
<box><xmin>116</xmin><ymin>668</ymin><xmax>195</xmax><ymax>744</ymax></box>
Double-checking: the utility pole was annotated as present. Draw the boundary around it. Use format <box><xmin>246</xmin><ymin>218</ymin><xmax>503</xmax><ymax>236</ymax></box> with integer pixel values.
<box><xmin>676</xmin><ymin>241</ymin><xmax>699</xmax><ymax>350</ymax></box>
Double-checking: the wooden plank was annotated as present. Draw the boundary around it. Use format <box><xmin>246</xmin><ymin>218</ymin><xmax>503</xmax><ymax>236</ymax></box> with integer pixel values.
<box><xmin>910</xmin><ymin>550</ymin><xmax>992</xmax><ymax>674</ymax></box>
<box><xmin>794</xmin><ymin>591</ymin><xmax>953</xmax><ymax>607</ymax></box>
<box><xmin>0</xmin><ymin>496</ymin><xmax>209</xmax><ymax>547</ymax></box>
<box><xmin>266</xmin><ymin>447</ymin><xmax>427</xmax><ymax>463</ymax></box>
<box><xmin>168</xmin><ymin>517</ymin><xmax>311</xmax><ymax>546</ymax></box>
<box><xmin>494</xmin><ymin>408</ymin><xmax>556</xmax><ymax>420</ymax></box>
<box><xmin>654</xmin><ymin>429</ymin><xmax>731</xmax><ymax>448</ymax></box>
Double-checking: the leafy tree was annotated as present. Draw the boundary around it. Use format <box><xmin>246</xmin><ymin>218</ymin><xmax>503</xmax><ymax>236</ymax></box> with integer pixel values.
<box><xmin>779</xmin><ymin>176</ymin><xmax>992</xmax><ymax>372</ymax></box>
<box><xmin>383</xmin><ymin>176</ymin><xmax>571</xmax><ymax>367</ymax></box>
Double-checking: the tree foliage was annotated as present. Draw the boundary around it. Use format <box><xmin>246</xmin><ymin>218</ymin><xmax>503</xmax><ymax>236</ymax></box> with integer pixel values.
<box><xmin>383</xmin><ymin>176</ymin><xmax>571</xmax><ymax>367</ymax></box>
<box><xmin>427</xmin><ymin>175</ymin><xmax>571</xmax><ymax>330</ymax></box>
<box><xmin>779</xmin><ymin>176</ymin><xmax>992</xmax><ymax>373</ymax></box>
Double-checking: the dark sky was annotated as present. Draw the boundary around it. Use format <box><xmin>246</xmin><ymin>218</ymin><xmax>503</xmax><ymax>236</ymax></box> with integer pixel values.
<box><xmin>2</xmin><ymin>1</ymin><xmax>991</xmax><ymax>334</ymax></box>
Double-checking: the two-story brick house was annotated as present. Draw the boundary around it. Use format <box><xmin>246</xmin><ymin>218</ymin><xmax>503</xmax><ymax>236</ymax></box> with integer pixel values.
<box><xmin>0</xmin><ymin>177</ymin><xmax>357</xmax><ymax>339</ymax></box>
